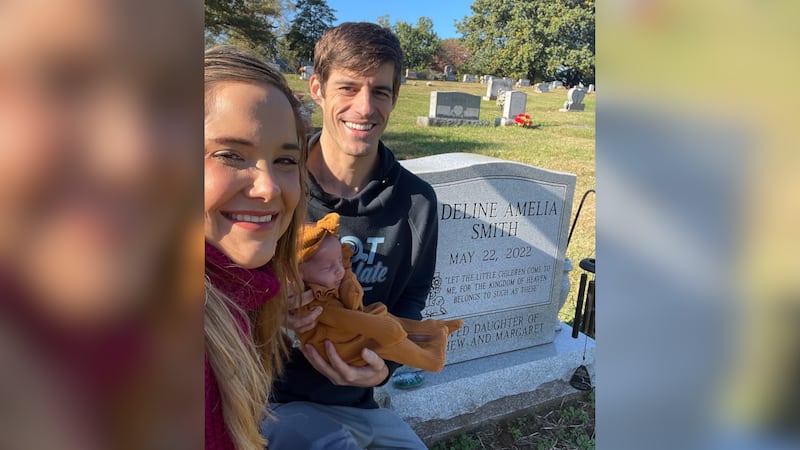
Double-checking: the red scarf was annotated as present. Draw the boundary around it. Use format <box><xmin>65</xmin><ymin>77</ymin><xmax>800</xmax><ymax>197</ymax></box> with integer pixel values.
<box><xmin>204</xmin><ymin>242</ymin><xmax>281</xmax><ymax>450</ymax></box>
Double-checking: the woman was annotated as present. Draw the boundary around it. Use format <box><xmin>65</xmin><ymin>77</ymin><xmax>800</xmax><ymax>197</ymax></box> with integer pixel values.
<box><xmin>204</xmin><ymin>46</ymin><xmax>308</xmax><ymax>449</ymax></box>
<box><xmin>0</xmin><ymin>1</ymin><xmax>200</xmax><ymax>448</ymax></box>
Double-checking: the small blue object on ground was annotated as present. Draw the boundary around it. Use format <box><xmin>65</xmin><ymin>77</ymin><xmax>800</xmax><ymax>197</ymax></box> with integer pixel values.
<box><xmin>391</xmin><ymin>372</ymin><xmax>425</xmax><ymax>390</ymax></box>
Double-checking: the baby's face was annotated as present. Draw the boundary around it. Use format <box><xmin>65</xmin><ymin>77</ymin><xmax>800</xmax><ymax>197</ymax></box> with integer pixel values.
<box><xmin>300</xmin><ymin>235</ymin><xmax>345</xmax><ymax>289</ymax></box>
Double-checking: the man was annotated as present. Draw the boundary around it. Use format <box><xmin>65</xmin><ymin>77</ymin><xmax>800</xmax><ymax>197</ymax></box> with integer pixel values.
<box><xmin>262</xmin><ymin>22</ymin><xmax>437</xmax><ymax>449</ymax></box>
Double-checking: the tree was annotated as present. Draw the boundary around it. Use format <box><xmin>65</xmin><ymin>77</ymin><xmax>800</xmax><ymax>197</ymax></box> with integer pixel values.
<box><xmin>393</xmin><ymin>17</ymin><xmax>441</xmax><ymax>72</ymax></box>
<box><xmin>432</xmin><ymin>38</ymin><xmax>472</xmax><ymax>73</ymax></box>
<box><xmin>376</xmin><ymin>14</ymin><xmax>391</xmax><ymax>30</ymax></box>
<box><xmin>205</xmin><ymin>0</ymin><xmax>284</xmax><ymax>57</ymax></box>
<box><xmin>285</xmin><ymin>0</ymin><xmax>336</xmax><ymax>66</ymax></box>
<box><xmin>456</xmin><ymin>0</ymin><xmax>594</xmax><ymax>84</ymax></box>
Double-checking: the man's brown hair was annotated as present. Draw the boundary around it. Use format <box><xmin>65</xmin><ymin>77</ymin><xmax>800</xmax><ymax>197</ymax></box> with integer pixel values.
<box><xmin>313</xmin><ymin>22</ymin><xmax>403</xmax><ymax>99</ymax></box>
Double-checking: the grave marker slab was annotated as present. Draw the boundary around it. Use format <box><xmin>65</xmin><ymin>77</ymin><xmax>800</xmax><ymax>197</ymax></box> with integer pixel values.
<box><xmin>503</xmin><ymin>91</ymin><xmax>527</xmax><ymax>121</ymax></box>
<box><xmin>484</xmin><ymin>77</ymin><xmax>513</xmax><ymax>100</ymax></box>
<box><xmin>417</xmin><ymin>92</ymin><xmax>489</xmax><ymax>127</ymax></box>
<box><xmin>560</xmin><ymin>87</ymin><xmax>587</xmax><ymax>112</ymax></box>
<box><xmin>400</xmin><ymin>153</ymin><xmax>576</xmax><ymax>364</ymax></box>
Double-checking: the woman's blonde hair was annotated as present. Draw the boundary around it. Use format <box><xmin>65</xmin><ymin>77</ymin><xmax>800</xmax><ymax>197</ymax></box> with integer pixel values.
<box><xmin>204</xmin><ymin>45</ymin><xmax>308</xmax><ymax>449</ymax></box>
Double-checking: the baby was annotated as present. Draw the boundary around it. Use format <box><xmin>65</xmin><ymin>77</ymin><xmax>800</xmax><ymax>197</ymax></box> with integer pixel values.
<box><xmin>293</xmin><ymin>213</ymin><xmax>463</xmax><ymax>373</ymax></box>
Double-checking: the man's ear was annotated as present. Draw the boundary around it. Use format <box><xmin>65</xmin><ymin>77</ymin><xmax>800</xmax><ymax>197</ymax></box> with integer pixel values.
<box><xmin>309</xmin><ymin>74</ymin><xmax>324</xmax><ymax>105</ymax></box>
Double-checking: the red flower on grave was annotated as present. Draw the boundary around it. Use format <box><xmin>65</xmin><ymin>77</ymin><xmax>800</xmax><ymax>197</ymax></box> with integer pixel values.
<box><xmin>515</xmin><ymin>113</ymin><xmax>533</xmax><ymax>128</ymax></box>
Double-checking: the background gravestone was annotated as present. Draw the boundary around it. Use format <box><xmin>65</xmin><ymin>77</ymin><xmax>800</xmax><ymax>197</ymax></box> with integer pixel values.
<box><xmin>417</xmin><ymin>91</ymin><xmax>489</xmax><ymax>127</ymax></box>
<box><xmin>484</xmin><ymin>77</ymin><xmax>513</xmax><ymax>100</ymax></box>
<box><xmin>535</xmin><ymin>83</ymin><xmax>550</xmax><ymax>93</ymax></box>
<box><xmin>560</xmin><ymin>87</ymin><xmax>587</xmax><ymax>111</ymax></box>
<box><xmin>403</xmin><ymin>153</ymin><xmax>576</xmax><ymax>364</ymax></box>
<box><xmin>443</xmin><ymin>64</ymin><xmax>456</xmax><ymax>81</ymax></box>
<box><xmin>501</xmin><ymin>91</ymin><xmax>528</xmax><ymax>126</ymax></box>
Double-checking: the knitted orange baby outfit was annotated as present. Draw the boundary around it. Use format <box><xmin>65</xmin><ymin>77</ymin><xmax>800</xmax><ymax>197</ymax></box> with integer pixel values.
<box><xmin>294</xmin><ymin>213</ymin><xmax>463</xmax><ymax>372</ymax></box>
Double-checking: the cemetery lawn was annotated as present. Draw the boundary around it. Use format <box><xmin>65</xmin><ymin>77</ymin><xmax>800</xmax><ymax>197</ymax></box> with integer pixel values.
<box><xmin>289</xmin><ymin>78</ymin><xmax>596</xmax><ymax>328</ymax></box>
<box><xmin>429</xmin><ymin>391</ymin><xmax>595</xmax><ymax>450</ymax></box>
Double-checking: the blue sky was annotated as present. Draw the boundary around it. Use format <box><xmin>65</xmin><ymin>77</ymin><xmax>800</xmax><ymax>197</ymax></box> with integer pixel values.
<box><xmin>323</xmin><ymin>0</ymin><xmax>475</xmax><ymax>39</ymax></box>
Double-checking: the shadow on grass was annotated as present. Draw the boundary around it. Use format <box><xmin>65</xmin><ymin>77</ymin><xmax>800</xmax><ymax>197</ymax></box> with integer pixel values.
<box><xmin>382</xmin><ymin>130</ymin><xmax>493</xmax><ymax>160</ymax></box>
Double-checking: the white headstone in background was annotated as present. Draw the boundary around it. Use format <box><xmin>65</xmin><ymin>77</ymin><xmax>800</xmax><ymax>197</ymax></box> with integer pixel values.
<box><xmin>400</xmin><ymin>153</ymin><xmax>576</xmax><ymax>364</ymax></box>
<box><xmin>484</xmin><ymin>77</ymin><xmax>513</xmax><ymax>100</ymax></box>
<box><xmin>502</xmin><ymin>91</ymin><xmax>528</xmax><ymax>124</ymax></box>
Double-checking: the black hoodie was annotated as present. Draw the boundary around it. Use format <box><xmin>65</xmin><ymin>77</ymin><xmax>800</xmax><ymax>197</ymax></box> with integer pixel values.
<box><xmin>272</xmin><ymin>134</ymin><xmax>439</xmax><ymax>408</ymax></box>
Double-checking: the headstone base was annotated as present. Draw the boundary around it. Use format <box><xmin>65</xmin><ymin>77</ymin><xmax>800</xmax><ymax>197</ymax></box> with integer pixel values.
<box><xmin>482</xmin><ymin>96</ymin><xmax>497</xmax><ymax>101</ymax></box>
<box><xmin>416</xmin><ymin>116</ymin><xmax>490</xmax><ymax>127</ymax></box>
<box><xmin>494</xmin><ymin>117</ymin><xmax>518</xmax><ymax>127</ymax></box>
<box><xmin>560</xmin><ymin>104</ymin><xmax>586</xmax><ymax>112</ymax></box>
<box><xmin>375</xmin><ymin>324</ymin><xmax>595</xmax><ymax>445</ymax></box>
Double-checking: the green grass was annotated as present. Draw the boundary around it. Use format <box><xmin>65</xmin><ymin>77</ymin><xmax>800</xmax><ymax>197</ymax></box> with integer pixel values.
<box><xmin>430</xmin><ymin>392</ymin><xmax>596</xmax><ymax>450</ymax></box>
<box><xmin>287</xmin><ymin>77</ymin><xmax>596</xmax><ymax>327</ymax></box>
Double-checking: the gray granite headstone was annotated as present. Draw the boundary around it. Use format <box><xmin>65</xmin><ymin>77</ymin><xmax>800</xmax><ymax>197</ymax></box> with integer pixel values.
<box><xmin>400</xmin><ymin>153</ymin><xmax>576</xmax><ymax>364</ymax></box>
<box><xmin>430</xmin><ymin>91</ymin><xmax>481</xmax><ymax>120</ymax></box>
<box><xmin>443</xmin><ymin>64</ymin><xmax>455</xmax><ymax>81</ymax></box>
<box><xmin>560</xmin><ymin>87</ymin><xmax>587</xmax><ymax>111</ymax></box>
<box><xmin>502</xmin><ymin>90</ymin><xmax>528</xmax><ymax>121</ymax></box>
<box><xmin>462</xmin><ymin>74</ymin><xmax>478</xmax><ymax>83</ymax></box>
<box><xmin>484</xmin><ymin>77</ymin><xmax>513</xmax><ymax>100</ymax></box>
<box><xmin>417</xmin><ymin>92</ymin><xmax>489</xmax><ymax>127</ymax></box>
<box><xmin>516</xmin><ymin>79</ymin><xmax>531</xmax><ymax>87</ymax></box>
<box><xmin>550</xmin><ymin>80</ymin><xmax>563</xmax><ymax>89</ymax></box>
<box><xmin>405</xmin><ymin>69</ymin><xmax>418</xmax><ymax>79</ymax></box>
<box><xmin>535</xmin><ymin>83</ymin><xmax>550</xmax><ymax>93</ymax></box>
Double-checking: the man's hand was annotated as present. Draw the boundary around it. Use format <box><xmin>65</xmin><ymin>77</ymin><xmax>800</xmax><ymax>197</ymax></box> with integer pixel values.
<box><xmin>300</xmin><ymin>340</ymin><xmax>388</xmax><ymax>387</ymax></box>
<box><xmin>285</xmin><ymin>288</ymin><xmax>321</xmax><ymax>333</ymax></box>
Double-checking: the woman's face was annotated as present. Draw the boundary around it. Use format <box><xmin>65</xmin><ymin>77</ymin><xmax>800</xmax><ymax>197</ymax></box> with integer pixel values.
<box><xmin>204</xmin><ymin>82</ymin><xmax>301</xmax><ymax>269</ymax></box>
<box><xmin>0</xmin><ymin>0</ymin><xmax>199</xmax><ymax>324</ymax></box>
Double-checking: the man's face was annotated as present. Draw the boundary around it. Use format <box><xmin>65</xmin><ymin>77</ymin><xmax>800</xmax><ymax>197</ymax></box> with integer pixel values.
<box><xmin>309</xmin><ymin>62</ymin><xmax>396</xmax><ymax>159</ymax></box>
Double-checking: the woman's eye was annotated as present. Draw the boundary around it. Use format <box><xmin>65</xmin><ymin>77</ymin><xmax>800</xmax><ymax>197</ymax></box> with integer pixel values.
<box><xmin>275</xmin><ymin>156</ymin><xmax>298</xmax><ymax>166</ymax></box>
<box><xmin>213</xmin><ymin>151</ymin><xmax>244</xmax><ymax>162</ymax></box>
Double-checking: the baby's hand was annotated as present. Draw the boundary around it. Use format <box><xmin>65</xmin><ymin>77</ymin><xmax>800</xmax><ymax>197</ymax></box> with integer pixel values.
<box><xmin>285</xmin><ymin>287</ymin><xmax>320</xmax><ymax>334</ymax></box>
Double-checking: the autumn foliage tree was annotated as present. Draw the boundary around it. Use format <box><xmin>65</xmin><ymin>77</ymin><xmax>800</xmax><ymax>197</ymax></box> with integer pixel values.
<box><xmin>432</xmin><ymin>38</ymin><xmax>472</xmax><ymax>74</ymax></box>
